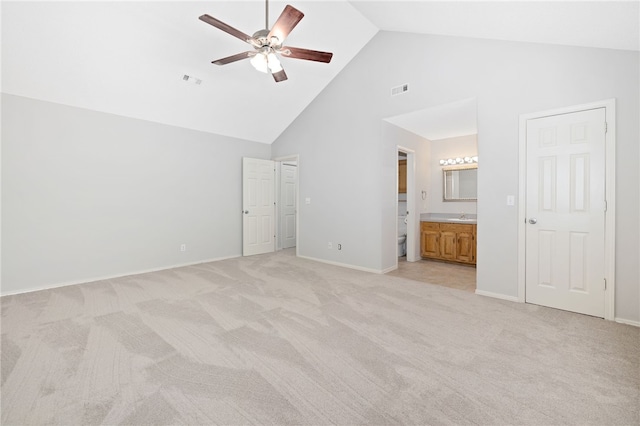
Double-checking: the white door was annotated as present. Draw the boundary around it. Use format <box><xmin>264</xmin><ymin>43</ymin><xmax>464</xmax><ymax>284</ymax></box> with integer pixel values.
<box><xmin>280</xmin><ymin>163</ymin><xmax>297</xmax><ymax>249</ymax></box>
<box><xmin>525</xmin><ymin>108</ymin><xmax>606</xmax><ymax>317</ymax></box>
<box><xmin>242</xmin><ymin>157</ymin><xmax>275</xmax><ymax>256</ymax></box>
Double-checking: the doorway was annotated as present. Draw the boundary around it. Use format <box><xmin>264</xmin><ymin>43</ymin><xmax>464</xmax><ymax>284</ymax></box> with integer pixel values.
<box><xmin>518</xmin><ymin>100</ymin><xmax>616</xmax><ymax>320</ymax></box>
<box><xmin>274</xmin><ymin>155</ymin><xmax>299</xmax><ymax>254</ymax></box>
<box><xmin>397</xmin><ymin>147</ymin><xmax>416</xmax><ymax>266</ymax></box>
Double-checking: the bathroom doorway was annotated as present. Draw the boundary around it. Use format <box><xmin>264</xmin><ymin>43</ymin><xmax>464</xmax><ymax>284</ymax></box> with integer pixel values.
<box><xmin>397</xmin><ymin>147</ymin><xmax>417</xmax><ymax>266</ymax></box>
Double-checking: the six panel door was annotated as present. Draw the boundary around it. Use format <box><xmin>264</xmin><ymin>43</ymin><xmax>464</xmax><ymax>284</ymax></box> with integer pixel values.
<box><xmin>242</xmin><ymin>157</ymin><xmax>275</xmax><ymax>256</ymax></box>
<box><xmin>525</xmin><ymin>108</ymin><xmax>606</xmax><ymax>317</ymax></box>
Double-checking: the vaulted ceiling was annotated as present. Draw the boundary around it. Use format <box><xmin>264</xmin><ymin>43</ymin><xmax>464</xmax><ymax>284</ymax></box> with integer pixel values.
<box><xmin>3</xmin><ymin>1</ymin><xmax>638</xmax><ymax>144</ymax></box>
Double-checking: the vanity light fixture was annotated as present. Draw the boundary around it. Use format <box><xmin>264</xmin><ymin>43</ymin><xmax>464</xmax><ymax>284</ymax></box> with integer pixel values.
<box><xmin>439</xmin><ymin>156</ymin><xmax>478</xmax><ymax>166</ymax></box>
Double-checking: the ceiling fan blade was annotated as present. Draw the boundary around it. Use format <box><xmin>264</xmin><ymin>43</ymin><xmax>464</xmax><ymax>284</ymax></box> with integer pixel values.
<box><xmin>268</xmin><ymin>5</ymin><xmax>304</xmax><ymax>45</ymax></box>
<box><xmin>199</xmin><ymin>14</ymin><xmax>254</xmax><ymax>44</ymax></box>
<box><xmin>280</xmin><ymin>46</ymin><xmax>333</xmax><ymax>63</ymax></box>
<box><xmin>212</xmin><ymin>51</ymin><xmax>255</xmax><ymax>65</ymax></box>
<box><xmin>272</xmin><ymin>69</ymin><xmax>288</xmax><ymax>83</ymax></box>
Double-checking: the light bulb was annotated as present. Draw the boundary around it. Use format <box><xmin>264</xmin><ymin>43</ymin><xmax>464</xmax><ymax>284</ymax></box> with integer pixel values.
<box><xmin>456</xmin><ymin>157</ymin><xmax>464</xmax><ymax>164</ymax></box>
<box><xmin>447</xmin><ymin>159</ymin><xmax>455</xmax><ymax>165</ymax></box>
<box><xmin>267</xmin><ymin>52</ymin><xmax>282</xmax><ymax>73</ymax></box>
<box><xmin>472</xmin><ymin>156</ymin><xmax>478</xmax><ymax>162</ymax></box>
<box><xmin>464</xmin><ymin>157</ymin><xmax>472</xmax><ymax>163</ymax></box>
<box><xmin>439</xmin><ymin>159</ymin><xmax>447</xmax><ymax>165</ymax></box>
<box><xmin>250</xmin><ymin>53</ymin><xmax>269</xmax><ymax>73</ymax></box>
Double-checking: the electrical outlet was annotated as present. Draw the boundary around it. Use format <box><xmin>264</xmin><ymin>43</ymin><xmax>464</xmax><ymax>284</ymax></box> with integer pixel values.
<box><xmin>180</xmin><ymin>244</ymin><xmax>186</xmax><ymax>252</ymax></box>
<box><xmin>507</xmin><ymin>195</ymin><xmax>515</xmax><ymax>206</ymax></box>
<box><xmin>328</xmin><ymin>242</ymin><xmax>332</xmax><ymax>249</ymax></box>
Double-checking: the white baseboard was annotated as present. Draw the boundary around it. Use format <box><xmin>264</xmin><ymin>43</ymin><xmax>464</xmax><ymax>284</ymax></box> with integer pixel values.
<box><xmin>381</xmin><ymin>265</ymin><xmax>397</xmax><ymax>274</ymax></box>
<box><xmin>615</xmin><ymin>317</ymin><xmax>640</xmax><ymax>327</ymax></box>
<box><xmin>475</xmin><ymin>289</ymin><xmax>520</xmax><ymax>303</ymax></box>
<box><xmin>297</xmin><ymin>255</ymin><xmax>383</xmax><ymax>274</ymax></box>
<box><xmin>0</xmin><ymin>254</ymin><xmax>241</xmax><ymax>297</ymax></box>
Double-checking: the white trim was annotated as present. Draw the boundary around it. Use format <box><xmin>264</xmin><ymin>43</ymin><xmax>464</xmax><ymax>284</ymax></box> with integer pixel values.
<box><xmin>0</xmin><ymin>254</ymin><xmax>241</xmax><ymax>297</ymax></box>
<box><xmin>297</xmin><ymin>255</ymin><xmax>385</xmax><ymax>274</ymax></box>
<box><xmin>517</xmin><ymin>99</ymin><xmax>616</xmax><ymax>320</ymax></box>
<box><xmin>475</xmin><ymin>289</ymin><xmax>520</xmax><ymax>303</ymax></box>
<box><xmin>615</xmin><ymin>318</ymin><xmax>640</xmax><ymax>328</ymax></box>
<box><xmin>380</xmin><ymin>265</ymin><xmax>398</xmax><ymax>274</ymax></box>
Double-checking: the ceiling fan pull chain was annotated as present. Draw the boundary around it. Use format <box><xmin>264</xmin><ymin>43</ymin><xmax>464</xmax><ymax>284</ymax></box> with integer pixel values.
<box><xmin>265</xmin><ymin>0</ymin><xmax>269</xmax><ymax>30</ymax></box>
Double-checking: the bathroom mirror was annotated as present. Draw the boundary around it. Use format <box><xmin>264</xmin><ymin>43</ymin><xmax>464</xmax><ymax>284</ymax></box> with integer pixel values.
<box><xmin>443</xmin><ymin>166</ymin><xmax>477</xmax><ymax>201</ymax></box>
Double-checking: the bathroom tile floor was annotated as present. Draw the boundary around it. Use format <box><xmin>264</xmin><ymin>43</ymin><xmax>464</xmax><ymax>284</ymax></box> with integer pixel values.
<box><xmin>388</xmin><ymin>257</ymin><xmax>477</xmax><ymax>293</ymax></box>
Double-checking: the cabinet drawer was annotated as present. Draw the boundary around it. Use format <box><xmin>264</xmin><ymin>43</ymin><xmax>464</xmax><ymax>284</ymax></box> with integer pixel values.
<box><xmin>421</xmin><ymin>222</ymin><xmax>440</xmax><ymax>231</ymax></box>
<box><xmin>439</xmin><ymin>223</ymin><xmax>474</xmax><ymax>233</ymax></box>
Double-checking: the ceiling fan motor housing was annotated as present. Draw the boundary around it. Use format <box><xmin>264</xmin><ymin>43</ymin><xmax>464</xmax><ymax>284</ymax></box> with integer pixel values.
<box><xmin>252</xmin><ymin>29</ymin><xmax>282</xmax><ymax>49</ymax></box>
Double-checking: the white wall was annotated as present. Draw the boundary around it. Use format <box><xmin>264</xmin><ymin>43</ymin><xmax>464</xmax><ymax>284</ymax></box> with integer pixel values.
<box><xmin>272</xmin><ymin>31</ymin><xmax>640</xmax><ymax>323</ymax></box>
<box><xmin>1</xmin><ymin>94</ymin><xmax>271</xmax><ymax>295</ymax></box>
<box><xmin>427</xmin><ymin>134</ymin><xmax>478</xmax><ymax>215</ymax></box>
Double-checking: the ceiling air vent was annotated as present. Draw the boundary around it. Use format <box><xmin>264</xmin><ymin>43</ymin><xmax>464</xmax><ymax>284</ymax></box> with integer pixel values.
<box><xmin>391</xmin><ymin>83</ymin><xmax>409</xmax><ymax>96</ymax></box>
<box><xmin>182</xmin><ymin>74</ymin><xmax>202</xmax><ymax>85</ymax></box>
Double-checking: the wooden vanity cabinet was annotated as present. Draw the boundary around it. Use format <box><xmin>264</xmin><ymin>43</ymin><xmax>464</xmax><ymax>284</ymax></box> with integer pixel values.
<box><xmin>420</xmin><ymin>222</ymin><xmax>476</xmax><ymax>265</ymax></box>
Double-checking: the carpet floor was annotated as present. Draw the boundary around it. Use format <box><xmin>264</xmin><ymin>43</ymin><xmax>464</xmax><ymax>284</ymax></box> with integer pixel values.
<box><xmin>1</xmin><ymin>250</ymin><xmax>638</xmax><ymax>425</ymax></box>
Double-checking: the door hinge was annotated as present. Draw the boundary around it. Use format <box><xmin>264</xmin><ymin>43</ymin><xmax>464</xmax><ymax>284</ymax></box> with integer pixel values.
<box><xmin>604</xmin><ymin>200</ymin><xmax>607</xmax><ymax>212</ymax></box>
<box><xmin>604</xmin><ymin>278</ymin><xmax>607</xmax><ymax>290</ymax></box>
<box><xmin>605</xmin><ymin>122</ymin><xmax>608</xmax><ymax>133</ymax></box>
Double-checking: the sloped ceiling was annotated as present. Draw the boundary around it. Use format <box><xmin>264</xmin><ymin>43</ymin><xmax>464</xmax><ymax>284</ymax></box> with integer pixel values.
<box><xmin>2</xmin><ymin>1</ymin><xmax>638</xmax><ymax>144</ymax></box>
<box><xmin>2</xmin><ymin>1</ymin><xmax>378</xmax><ymax>144</ymax></box>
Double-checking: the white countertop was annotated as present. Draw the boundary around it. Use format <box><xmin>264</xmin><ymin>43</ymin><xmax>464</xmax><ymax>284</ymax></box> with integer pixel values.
<box><xmin>420</xmin><ymin>213</ymin><xmax>477</xmax><ymax>224</ymax></box>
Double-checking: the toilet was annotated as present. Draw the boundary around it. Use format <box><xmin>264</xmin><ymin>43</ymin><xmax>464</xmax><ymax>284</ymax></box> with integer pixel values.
<box><xmin>398</xmin><ymin>215</ymin><xmax>407</xmax><ymax>257</ymax></box>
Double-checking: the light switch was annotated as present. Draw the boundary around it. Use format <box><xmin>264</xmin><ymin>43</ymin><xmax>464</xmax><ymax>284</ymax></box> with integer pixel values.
<box><xmin>507</xmin><ymin>195</ymin><xmax>515</xmax><ymax>206</ymax></box>
<box><xmin>305</xmin><ymin>197</ymin><xmax>311</xmax><ymax>205</ymax></box>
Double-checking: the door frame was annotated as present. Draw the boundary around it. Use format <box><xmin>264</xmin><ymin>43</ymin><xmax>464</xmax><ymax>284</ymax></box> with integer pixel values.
<box><xmin>397</xmin><ymin>146</ymin><xmax>418</xmax><ymax>264</ymax></box>
<box><xmin>273</xmin><ymin>154</ymin><xmax>300</xmax><ymax>256</ymax></box>
<box><xmin>517</xmin><ymin>99</ymin><xmax>616</xmax><ymax>320</ymax></box>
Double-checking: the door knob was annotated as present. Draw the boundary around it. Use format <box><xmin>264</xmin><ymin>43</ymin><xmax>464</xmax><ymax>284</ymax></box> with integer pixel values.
<box><xmin>243</xmin><ymin>210</ymin><xmax>249</xmax><ymax>214</ymax></box>
<box><xmin>529</xmin><ymin>218</ymin><xmax>537</xmax><ymax>224</ymax></box>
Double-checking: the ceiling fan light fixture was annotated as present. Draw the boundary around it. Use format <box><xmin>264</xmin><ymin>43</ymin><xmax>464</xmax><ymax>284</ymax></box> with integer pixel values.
<box><xmin>250</xmin><ymin>51</ymin><xmax>269</xmax><ymax>73</ymax></box>
<box><xmin>267</xmin><ymin>52</ymin><xmax>282</xmax><ymax>72</ymax></box>
<box><xmin>200</xmin><ymin>1</ymin><xmax>333</xmax><ymax>82</ymax></box>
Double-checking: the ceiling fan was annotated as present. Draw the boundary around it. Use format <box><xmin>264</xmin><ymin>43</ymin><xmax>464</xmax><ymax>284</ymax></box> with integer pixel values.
<box><xmin>199</xmin><ymin>1</ymin><xmax>333</xmax><ymax>82</ymax></box>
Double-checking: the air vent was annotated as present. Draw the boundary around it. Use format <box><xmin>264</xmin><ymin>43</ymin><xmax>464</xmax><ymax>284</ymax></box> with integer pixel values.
<box><xmin>391</xmin><ymin>83</ymin><xmax>409</xmax><ymax>96</ymax></box>
<box><xmin>182</xmin><ymin>74</ymin><xmax>202</xmax><ymax>85</ymax></box>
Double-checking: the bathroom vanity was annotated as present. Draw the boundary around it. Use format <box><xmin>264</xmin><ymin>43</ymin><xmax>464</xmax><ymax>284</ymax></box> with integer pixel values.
<box><xmin>420</xmin><ymin>215</ymin><xmax>476</xmax><ymax>265</ymax></box>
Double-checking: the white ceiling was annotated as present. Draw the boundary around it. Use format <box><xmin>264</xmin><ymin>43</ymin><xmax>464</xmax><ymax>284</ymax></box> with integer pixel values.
<box><xmin>352</xmin><ymin>1</ymin><xmax>640</xmax><ymax>52</ymax></box>
<box><xmin>3</xmin><ymin>1</ymin><xmax>638</xmax><ymax>144</ymax></box>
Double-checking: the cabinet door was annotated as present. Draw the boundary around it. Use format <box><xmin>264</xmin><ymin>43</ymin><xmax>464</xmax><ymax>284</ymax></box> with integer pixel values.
<box><xmin>473</xmin><ymin>225</ymin><xmax>477</xmax><ymax>263</ymax></box>
<box><xmin>398</xmin><ymin>160</ymin><xmax>407</xmax><ymax>193</ymax></box>
<box><xmin>421</xmin><ymin>230</ymin><xmax>440</xmax><ymax>258</ymax></box>
<box><xmin>439</xmin><ymin>231</ymin><xmax>457</xmax><ymax>260</ymax></box>
<box><xmin>456</xmin><ymin>231</ymin><xmax>474</xmax><ymax>263</ymax></box>
<box><xmin>420</xmin><ymin>222</ymin><xmax>439</xmax><ymax>258</ymax></box>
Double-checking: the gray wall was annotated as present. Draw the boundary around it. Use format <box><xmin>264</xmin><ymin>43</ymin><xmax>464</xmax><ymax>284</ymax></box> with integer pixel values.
<box><xmin>1</xmin><ymin>94</ymin><xmax>270</xmax><ymax>294</ymax></box>
<box><xmin>272</xmin><ymin>31</ymin><xmax>640</xmax><ymax>323</ymax></box>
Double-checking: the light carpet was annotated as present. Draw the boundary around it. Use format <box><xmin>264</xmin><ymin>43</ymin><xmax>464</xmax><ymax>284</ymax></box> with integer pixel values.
<box><xmin>1</xmin><ymin>250</ymin><xmax>638</xmax><ymax>425</ymax></box>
